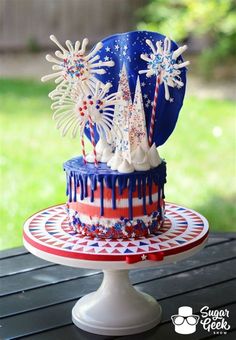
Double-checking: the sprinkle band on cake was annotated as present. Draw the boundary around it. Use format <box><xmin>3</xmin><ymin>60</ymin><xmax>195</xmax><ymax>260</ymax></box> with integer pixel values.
<box><xmin>64</xmin><ymin>157</ymin><xmax>166</xmax><ymax>239</ymax></box>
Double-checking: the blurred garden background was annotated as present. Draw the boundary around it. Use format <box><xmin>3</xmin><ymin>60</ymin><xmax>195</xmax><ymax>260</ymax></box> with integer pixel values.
<box><xmin>0</xmin><ymin>0</ymin><xmax>235</xmax><ymax>250</ymax></box>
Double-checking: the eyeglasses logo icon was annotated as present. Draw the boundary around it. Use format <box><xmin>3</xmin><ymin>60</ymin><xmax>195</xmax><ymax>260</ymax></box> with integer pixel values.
<box><xmin>171</xmin><ymin>306</ymin><xmax>199</xmax><ymax>334</ymax></box>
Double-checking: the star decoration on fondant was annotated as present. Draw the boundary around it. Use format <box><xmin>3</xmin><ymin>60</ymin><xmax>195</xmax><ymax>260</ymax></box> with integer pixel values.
<box><xmin>141</xmin><ymin>254</ymin><xmax>147</xmax><ymax>261</ymax></box>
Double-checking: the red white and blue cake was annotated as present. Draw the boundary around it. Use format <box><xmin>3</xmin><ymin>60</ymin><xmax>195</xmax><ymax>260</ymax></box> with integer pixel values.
<box><xmin>64</xmin><ymin>157</ymin><xmax>166</xmax><ymax>239</ymax></box>
<box><xmin>42</xmin><ymin>31</ymin><xmax>189</xmax><ymax>240</ymax></box>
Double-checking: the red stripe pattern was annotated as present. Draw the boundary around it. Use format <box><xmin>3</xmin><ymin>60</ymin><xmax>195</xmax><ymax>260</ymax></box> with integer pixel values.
<box><xmin>71</xmin><ymin>182</ymin><xmax>162</xmax><ymax>219</ymax></box>
<box><xmin>81</xmin><ymin>134</ymin><xmax>87</xmax><ymax>164</ymax></box>
<box><xmin>67</xmin><ymin>181</ymin><xmax>164</xmax><ymax>238</ymax></box>
<box><xmin>148</xmin><ymin>77</ymin><xmax>160</xmax><ymax>146</ymax></box>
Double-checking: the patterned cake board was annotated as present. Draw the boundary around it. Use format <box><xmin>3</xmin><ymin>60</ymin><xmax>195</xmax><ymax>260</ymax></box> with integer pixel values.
<box><xmin>23</xmin><ymin>202</ymin><xmax>208</xmax><ymax>269</ymax></box>
<box><xmin>23</xmin><ymin>203</ymin><xmax>209</xmax><ymax>336</ymax></box>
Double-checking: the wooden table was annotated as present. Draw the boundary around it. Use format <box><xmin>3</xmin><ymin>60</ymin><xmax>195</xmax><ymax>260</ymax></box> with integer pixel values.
<box><xmin>1</xmin><ymin>232</ymin><xmax>235</xmax><ymax>340</ymax></box>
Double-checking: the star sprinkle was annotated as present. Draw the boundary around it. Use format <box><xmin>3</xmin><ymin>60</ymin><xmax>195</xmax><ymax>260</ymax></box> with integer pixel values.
<box><xmin>141</xmin><ymin>254</ymin><xmax>147</xmax><ymax>261</ymax></box>
<box><xmin>139</xmin><ymin>37</ymin><xmax>189</xmax><ymax>100</ymax></box>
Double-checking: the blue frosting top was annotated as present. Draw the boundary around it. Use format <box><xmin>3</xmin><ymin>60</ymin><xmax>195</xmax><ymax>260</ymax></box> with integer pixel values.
<box><xmin>64</xmin><ymin>157</ymin><xmax>167</xmax><ymax>219</ymax></box>
<box><xmin>84</xmin><ymin>31</ymin><xmax>187</xmax><ymax>146</ymax></box>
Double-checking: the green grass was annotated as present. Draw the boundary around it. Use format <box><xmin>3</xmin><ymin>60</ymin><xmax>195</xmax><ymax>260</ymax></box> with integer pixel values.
<box><xmin>0</xmin><ymin>78</ymin><xmax>235</xmax><ymax>250</ymax></box>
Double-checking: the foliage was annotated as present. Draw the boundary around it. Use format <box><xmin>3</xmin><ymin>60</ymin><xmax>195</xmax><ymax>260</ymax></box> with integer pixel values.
<box><xmin>0</xmin><ymin>79</ymin><xmax>235</xmax><ymax>250</ymax></box>
<box><xmin>137</xmin><ymin>0</ymin><xmax>236</xmax><ymax>76</ymax></box>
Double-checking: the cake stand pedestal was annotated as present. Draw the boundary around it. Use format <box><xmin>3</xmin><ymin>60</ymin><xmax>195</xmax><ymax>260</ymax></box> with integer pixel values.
<box><xmin>72</xmin><ymin>269</ymin><xmax>161</xmax><ymax>335</ymax></box>
<box><xmin>23</xmin><ymin>203</ymin><xmax>209</xmax><ymax>336</ymax></box>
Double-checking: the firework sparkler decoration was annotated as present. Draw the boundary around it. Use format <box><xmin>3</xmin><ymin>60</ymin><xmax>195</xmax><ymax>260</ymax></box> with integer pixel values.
<box><xmin>139</xmin><ymin>37</ymin><xmax>189</xmax><ymax>146</ymax></box>
<box><xmin>50</xmin><ymin>81</ymin><xmax>123</xmax><ymax>164</ymax></box>
<box><xmin>42</xmin><ymin>31</ymin><xmax>188</xmax><ymax>169</ymax></box>
<box><xmin>42</xmin><ymin>35</ymin><xmax>119</xmax><ymax>166</ymax></box>
<box><xmin>42</xmin><ymin>35</ymin><xmax>114</xmax><ymax>91</ymax></box>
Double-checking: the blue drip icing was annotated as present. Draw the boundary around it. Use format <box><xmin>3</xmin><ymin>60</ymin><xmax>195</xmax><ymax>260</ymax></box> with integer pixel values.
<box><xmin>128</xmin><ymin>181</ymin><xmax>133</xmax><ymax>219</ymax></box>
<box><xmin>69</xmin><ymin>175</ymin><xmax>72</xmax><ymax>202</ymax></box>
<box><xmin>73</xmin><ymin>174</ymin><xmax>77</xmax><ymax>202</ymax></box>
<box><xmin>148</xmin><ymin>175</ymin><xmax>153</xmax><ymax>205</ymax></box>
<box><xmin>99</xmin><ymin>177</ymin><xmax>104</xmax><ymax>216</ymax></box>
<box><xmin>142</xmin><ymin>177</ymin><xmax>147</xmax><ymax>215</ymax></box>
<box><xmin>84</xmin><ymin>175</ymin><xmax>88</xmax><ymax>198</ymax></box>
<box><xmin>66</xmin><ymin>173</ymin><xmax>69</xmax><ymax>196</ymax></box>
<box><xmin>64</xmin><ymin>156</ymin><xmax>167</xmax><ymax>217</ymax></box>
<box><xmin>112</xmin><ymin>176</ymin><xmax>117</xmax><ymax>209</ymax></box>
<box><xmin>157</xmin><ymin>186</ymin><xmax>162</xmax><ymax>217</ymax></box>
<box><xmin>79</xmin><ymin>175</ymin><xmax>84</xmax><ymax>200</ymax></box>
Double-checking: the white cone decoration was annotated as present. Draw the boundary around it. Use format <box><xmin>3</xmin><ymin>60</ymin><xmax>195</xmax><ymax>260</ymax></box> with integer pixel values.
<box><xmin>101</xmin><ymin>147</ymin><xmax>113</xmax><ymax>163</ymax></box>
<box><xmin>112</xmin><ymin>64</ymin><xmax>132</xmax><ymax>163</ymax></box>
<box><xmin>109</xmin><ymin>151</ymin><xmax>123</xmax><ymax>170</ymax></box>
<box><xmin>117</xmin><ymin>159</ymin><xmax>135</xmax><ymax>173</ymax></box>
<box><xmin>132</xmin><ymin>145</ymin><xmax>150</xmax><ymax>171</ymax></box>
<box><xmin>129</xmin><ymin>76</ymin><xmax>149</xmax><ymax>152</ymax></box>
<box><xmin>95</xmin><ymin>137</ymin><xmax>108</xmax><ymax>154</ymax></box>
<box><xmin>106</xmin><ymin>73</ymin><xmax>163</xmax><ymax>172</ymax></box>
<box><xmin>86</xmin><ymin>152</ymin><xmax>102</xmax><ymax>163</ymax></box>
<box><xmin>148</xmin><ymin>143</ymin><xmax>162</xmax><ymax>167</ymax></box>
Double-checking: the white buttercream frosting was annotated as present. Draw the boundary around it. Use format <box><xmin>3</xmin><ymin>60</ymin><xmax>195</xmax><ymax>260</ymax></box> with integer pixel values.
<box><xmin>88</xmin><ymin>138</ymin><xmax>162</xmax><ymax>173</ymax></box>
<box><xmin>132</xmin><ymin>145</ymin><xmax>150</xmax><ymax>171</ymax></box>
<box><xmin>117</xmin><ymin>159</ymin><xmax>135</xmax><ymax>173</ymax></box>
<box><xmin>148</xmin><ymin>143</ymin><xmax>162</xmax><ymax>167</ymax></box>
<box><xmin>87</xmin><ymin>137</ymin><xmax>113</xmax><ymax>163</ymax></box>
<box><xmin>95</xmin><ymin>137</ymin><xmax>107</xmax><ymax>155</ymax></box>
<box><xmin>86</xmin><ymin>152</ymin><xmax>102</xmax><ymax>163</ymax></box>
<box><xmin>105</xmin><ymin>143</ymin><xmax>162</xmax><ymax>173</ymax></box>
<box><xmin>101</xmin><ymin>147</ymin><xmax>113</xmax><ymax>162</ymax></box>
<box><xmin>109</xmin><ymin>151</ymin><xmax>123</xmax><ymax>170</ymax></box>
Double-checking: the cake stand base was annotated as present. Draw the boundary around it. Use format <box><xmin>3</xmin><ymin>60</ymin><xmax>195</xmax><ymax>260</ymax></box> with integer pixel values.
<box><xmin>23</xmin><ymin>203</ymin><xmax>209</xmax><ymax>336</ymax></box>
<box><xmin>72</xmin><ymin>269</ymin><xmax>161</xmax><ymax>336</ymax></box>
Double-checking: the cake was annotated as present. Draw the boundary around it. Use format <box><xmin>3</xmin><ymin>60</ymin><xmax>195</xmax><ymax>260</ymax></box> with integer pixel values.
<box><xmin>42</xmin><ymin>31</ymin><xmax>188</xmax><ymax>240</ymax></box>
<box><xmin>64</xmin><ymin>156</ymin><xmax>166</xmax><ymax>239</ymax></box>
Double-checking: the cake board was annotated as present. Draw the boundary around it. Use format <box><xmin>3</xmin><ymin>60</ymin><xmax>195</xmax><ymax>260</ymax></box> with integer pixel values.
<box><xmin>23</xmin><ymin>202</ymin><xmax>209</xmax><ymax>336</ymax></box>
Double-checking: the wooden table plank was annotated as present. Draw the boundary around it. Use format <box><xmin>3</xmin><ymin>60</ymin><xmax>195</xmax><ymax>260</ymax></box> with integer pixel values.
<box><xmin>0</xmin><ymin>233</ymin><xmax>235</xmax><ymax>339</ymax></box>
<box><xmin>1</xmin><ymin>241</ymin><xmax>235</xmax><ymax>317</ymax></box>
<box><xmin>0</xmin><ymin>247</ymin><xmax>28</xmax><ymax>260</ymax></box>
<box><xmin>1</xmin><ymin>258</ymin><xmax>235</xmax><ymax>319</ymax></box>
<box><xmin>21</xmin><ymin>326</ymin><xmax>236</xmax><ymax>340</ymax></box>
<box><xmin>2</xmin><ymin>282</ymin><xmax>235</xmax><ymax>339</ymax></box>
<box><xmin>1</xmin><ymin>240</ymin><xmax>235</xmax><ymax>297</ymax></box>
<box><xmin>19</xmin><ymin>325</ymin><xmax>114</xmax><ymax>340</ymax></box>
<box><xmin>0</xmin><ymin>253</ymin><xmax>53</xmax><ymax>277</ymax></box>
<box><xmin>0</xmin><ymin>266</ymin><xmax>101</xmax><ymax>297</ymax></box>
<box><xmin>115</xmin><ymin>303</ymin><xmax>236</xmax><ymax>340</ymax></box>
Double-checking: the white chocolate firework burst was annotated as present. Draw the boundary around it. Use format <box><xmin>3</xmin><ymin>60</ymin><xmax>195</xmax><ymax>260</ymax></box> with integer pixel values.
<box><xmin>139</xmin><ymin>37</ymin><xmax>189</xmax><ymax>100</ymax></box>
<box><xmin>52</xmin><ymin>81</ymin><xmax>123</xmax><ymax>143</ymax></box>
<box><xmin>41</xmin><ymin>35</ymin><xmax>114</xmax><ymax>91</ymax></box>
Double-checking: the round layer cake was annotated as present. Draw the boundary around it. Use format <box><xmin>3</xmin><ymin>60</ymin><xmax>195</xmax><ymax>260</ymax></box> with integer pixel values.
<box><xmin>64</xmin><ymin>157</ymin><xmax>166</xmax><ymax>239</ymax></box>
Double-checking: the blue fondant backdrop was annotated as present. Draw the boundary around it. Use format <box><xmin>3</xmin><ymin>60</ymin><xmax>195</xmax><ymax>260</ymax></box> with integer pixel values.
<box><xmin>84</xmin><ymin>31</ymin><xmax>187</xmax><ymax>147</ymax></box>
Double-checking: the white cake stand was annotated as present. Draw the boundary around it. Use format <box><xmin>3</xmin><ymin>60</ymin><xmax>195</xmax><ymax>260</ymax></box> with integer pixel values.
<box><xmin>23</xmin><ymin>203</ymin><xmax>209</xmax><ymax>336</ymax></box>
